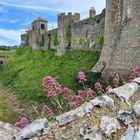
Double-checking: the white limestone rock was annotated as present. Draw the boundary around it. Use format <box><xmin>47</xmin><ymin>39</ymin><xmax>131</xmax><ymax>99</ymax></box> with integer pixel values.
<box><xmin>133</xmin><ymin>100</ymin><xmax>140</xmax><ymax>116</ymax></box>
<box><xmin>133</xmin><ymin>77</ymin><xmax>140</xmax><ymax>84</ymax></box>
<box><xmin>56</xmin><ymin>111</ymin><xmax>76</xmax><ymax>126</ymax></box>
<box><xmin>90</xmin><ymin>95</ymin><xmax>114</xmax><ymax>108</ymax></box>
<box><xmin>79</xmin><ymin>126</ymin><xmax>102</xmax><ymax>140</ymax></box>
<box><xmin>108</xmin><ymin>82</ymin><xmax>139</xmax><ymax>102</ymax></box>
<box><xmin>0</xmin><ymin>121</ymin><xmax>19</xmax><ymax>140</ymax></box>
<box><xmin>82</xmin><ymin>102</ymin><xmax>94</xmax><ymax>113</ymax></box>
<box><xmin>16</xmin><ymin>118</ymin><xmax>51</xmax><ymax>140</ymax></box>
<box><xmin>118</xmin><ymin>110</ymin><xmax>133</xmax><ymax>125</ymax></box>
<box><xmin>100</xmin><ymin>116</ymin><xmax>120</xmax><ymax>136</ymax></box>
<box><xmin>120</xmin><ymin>125</ymin><xmax>135</xmax><ymax>140</ymax></box>
<box><xmin>120</xmin><ymin>126</ymin><xmax>140</xmax><ymax>140</ymax></box>
<box><xmin>134</xmin><ymin>127</ymin><xmax>140</xmax><ymax>140</ymax></box>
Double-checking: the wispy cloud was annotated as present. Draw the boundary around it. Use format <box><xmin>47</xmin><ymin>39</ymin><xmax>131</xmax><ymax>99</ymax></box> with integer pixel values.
<box><xmin>0</xmin><ymin>1</ymin><xmax>63</xmax><ymax>12</ymax></box>
<box><xmin>0</xmin><ymin>18</ymin><xmax>20</xmax><ymax>23</ymax></box>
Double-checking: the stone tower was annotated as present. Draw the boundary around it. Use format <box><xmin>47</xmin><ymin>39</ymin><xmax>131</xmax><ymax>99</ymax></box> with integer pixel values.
<box><xmin>89</xmin><ymin>7</ymin><xmax>96</xmax><ymax>18</ymax></box>
<box><xmin>56</xmin><ymin>12</ymin><xmax>80</xmax><ymax>56</ymax></box>
<box><xmin>29</xmin><ymin>18</ymin><xmax>48</xmax><ymax>50</ymax></box>
<box><xmin>21</xmin><ymin>32</ymin><xmax>29</xmax><ymax>46</ymax></box>
<box><xmin>92</xmin><ymin>0</ymin><xmax>140</xmax><ymax>78</ymax></box>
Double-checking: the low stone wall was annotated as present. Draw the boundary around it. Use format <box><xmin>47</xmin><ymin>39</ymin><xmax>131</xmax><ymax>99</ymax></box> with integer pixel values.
<box><xmin>1</xmin><ymin>77</ymin><xmax>140</xmax><ymax>140</ymax></box>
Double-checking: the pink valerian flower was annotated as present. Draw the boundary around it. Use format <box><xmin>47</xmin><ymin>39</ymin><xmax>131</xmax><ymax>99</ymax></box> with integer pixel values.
<box><xmin>106</xmin><ymin>85</ymin><xmax>113</xmax><ymax>91</ymax></box>
<box><xmin>129</xmin><ymin>68</ymin><xmax>136</xmax><ymax>76</ymax></box>
<box><xmin>85</xmin><ymin>88</ymin><xmax>96</xmax><ymax>95</ymax></box>
<box><xmin>78</xmin><ymin>71</ymin><xmax>87</xmax><ymax>82</ymax></box>
<box><xmin>70</xmin><ymin>101</ymin><xmax>78</xmax><ymax>110</ymax></box>
<box><xmin>112</xmin><ymin>76</ymin><xmax>120</xmax><ymax>87</ymax></box>
<box><xmin>63</xmin><ymin>87</ymin><xmax>72</xmax><ymax>94</ymax></box>
<box><xmin>135</xmin><ymin>67</ymin><xmax>140</xmax><ymax>77</ymax></box>
<box><xmin>15</xmin><ymin>122</ymin><xmax>21</xmax><ymax>127</ymax></box>
<box><xmin>78</xmin><ymin>90</ymin><xmax>85</xmax><ymax>96</ymax></box>
<box><xmin>73</xmin><ymin>95</ymin><xmax>83</xmax><ymax>104</ymax></box>
<box><xmin>15</xmin><ymin>117</ymin><xmax>29</xmax><ymax>128</ymax></box>
<box><xmin>95</xmin><ymin>82</ymin><xmax>102</xmax><ymax>89</ymax></box>
<box><xmin>43</xmin><ymin>76</ymin><xmax>62</xmax><ymax>97</ymax></box>
<box><xmin>43</xmin><ymin>105</ymin><xmax>52</xmax><ymax>114</ymax></box>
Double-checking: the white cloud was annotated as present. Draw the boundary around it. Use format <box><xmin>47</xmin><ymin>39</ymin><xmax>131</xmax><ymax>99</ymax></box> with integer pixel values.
<box><xmin>0</xmin><ymin>28</ymin><xmax>25</xmax><ymax>46</ymax></box>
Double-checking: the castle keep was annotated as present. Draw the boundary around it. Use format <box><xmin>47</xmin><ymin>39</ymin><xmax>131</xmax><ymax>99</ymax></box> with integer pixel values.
<box><xmin>21</xmin><ymin>8</ymin><xmax>105</xmax><ymax>55</ymax></box>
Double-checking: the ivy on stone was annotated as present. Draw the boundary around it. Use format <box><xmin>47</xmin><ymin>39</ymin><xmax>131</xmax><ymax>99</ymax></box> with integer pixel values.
<box><xmin>65</xmin><ymin>24</ymin><xmax>72</xmax><ymax>50</ymax></box>
<box><xmin>95</xmin><ymin>33</ymin><xmax>104</xmax><ymax>47</ymax></box>
<box><xmin>39</xmin><ymin>34</ymin><xmax>45</xmax><ymax>47</ymax></box>
<box><xmin>54</xmin><ymin>31</ymin><xmax>58</xmax><ymax>46</ymax></box>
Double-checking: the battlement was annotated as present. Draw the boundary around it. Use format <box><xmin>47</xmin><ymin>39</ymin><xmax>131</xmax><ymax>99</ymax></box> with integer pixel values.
<box><xmin>58</xmin><ymin>12</ymin><xmax>80</xmax><ymax>27</ymax></box>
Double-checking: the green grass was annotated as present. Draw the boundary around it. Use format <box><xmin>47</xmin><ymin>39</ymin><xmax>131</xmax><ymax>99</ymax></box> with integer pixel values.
<box><xmin>0</xmin><ymin>46</ymin><xmax>100</xmax><ymax>104</ymax></box>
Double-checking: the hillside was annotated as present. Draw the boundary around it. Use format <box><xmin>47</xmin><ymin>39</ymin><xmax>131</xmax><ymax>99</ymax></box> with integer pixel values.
<box><xmin>0</xmin><ymin>46</ymin><xmax>100</xmax><ymax>103</ymax></box>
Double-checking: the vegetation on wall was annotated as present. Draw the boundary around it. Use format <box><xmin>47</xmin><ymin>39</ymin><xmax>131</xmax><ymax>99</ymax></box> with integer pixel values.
<box><xmin>48</xmin><ymin>34</ymin><xmax>51</xmax><ymax>48</ymax></box>
<box><xmin>65</xmin><ymin>24</ymin><xmax>72</xmax><ymax>49</ymax></box>
<box><xmin>0</xmin><ymin>47</ymin><xmax>100</xmax><ymax>103</ymax></box>
<box><xmin>79</xmin><ymin>37</ymin><xmax>91</xmax><ymax>47</ymax></box>
<box><xmin>39</xmin><ymin>34</ymin><xmax>45</xmax><ymax>47</ymax></box>
<box><xmin>54</xmin><ymin>31</ymin><xmax>58</xmax><ymax>47</ymax></box>
<box><xmin>95</xmin><ymin>33</ymin><xmax>104</xmax><ymax>47</ymax></box>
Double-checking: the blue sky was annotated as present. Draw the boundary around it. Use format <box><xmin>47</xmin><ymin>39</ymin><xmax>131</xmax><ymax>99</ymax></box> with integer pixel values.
<box><xmin>0</xmin><ymin>0</ymin><xmax>105</xmax><ymax>46</ymax></box>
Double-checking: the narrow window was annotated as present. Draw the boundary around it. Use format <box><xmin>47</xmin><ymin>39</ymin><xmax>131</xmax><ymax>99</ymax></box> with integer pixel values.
<box><xmin>32</xmin><ymin>25</ymin><xmax>35</xmax><ymax>30</ymax></box>
<box><xmin>41</xmin><ymin>24</ymin><xmax>45</xmax><ymax>29</ymax></box>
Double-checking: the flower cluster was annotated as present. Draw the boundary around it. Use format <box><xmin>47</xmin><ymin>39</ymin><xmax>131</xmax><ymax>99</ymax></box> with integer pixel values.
<box><xmin>15</xmin><ymin>117</ymin><xmax>29</xmax><ymax>128</ymax></box>
<box><xmin>95</xmin><ymin>82</ymin><xmax>102</xmax><ymax>89</ymax></box>
<box><xmin>129</xmin><ymin>67</ymin><xmax>140</xmax><ymax>82</ymax></box>
<box><xmin>43</xmin><ymin>105</ymin><xmax>52</xmax><ymax>114</ymax></box>
<box><xmin>112</xmin><ymin>75</ymin><xmax>120</xmax><ymax>87</ymax></box>
<box><xmin>78</xmin><ymin>71</ymin><xmax>87</xmax><ymax>82</ymax></box>
<box><xmin>43</xmin><ymin>76</ymin><xmax>62</xmax><ymax>97</ymax></box>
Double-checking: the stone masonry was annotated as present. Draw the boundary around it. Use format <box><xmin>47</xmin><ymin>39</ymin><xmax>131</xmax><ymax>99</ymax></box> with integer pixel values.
<box><xmin>92</xmin><ymin>0</ymin><xmax>140</xmax><ymax>78</ymax></box>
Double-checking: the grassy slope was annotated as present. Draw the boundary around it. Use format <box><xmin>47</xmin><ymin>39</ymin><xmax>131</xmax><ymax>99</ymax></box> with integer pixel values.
<box><xmin>0</xmin><ymin>46</ymin><xmax>100</xmax><ymax>103</ymax></box>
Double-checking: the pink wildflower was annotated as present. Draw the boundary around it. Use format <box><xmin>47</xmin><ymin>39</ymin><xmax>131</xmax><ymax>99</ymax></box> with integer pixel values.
<box><xmin>73</xmin><ymin>95</ymin><xmax>83</xmax><ymax>103</ymax></box>
<box><xmin>43</xmin><ymin>105</ymin><xmax>52</xmax><ymax>114</ymax></box>
<box><xmin>43</xmin><ymin>76</ymin><xmax>62</xmax><ymax>97</ymax></box>
<box><xmin>78</xmin><ymin>71</ymin><xmax>87</xmax><ymax>82</ymax></box>
<box><xmin>112</xmin><ymin>76</ymin><xmax>119</xmax><ymax>87</ymax></box>
<box><xmin>15</xmin><ymin>122</ymin><xmax>21</xmax><ymax>127</ymax></box>
<box><xmin>129</xmin><ymin>68</ymin><xmax>136</xmax><ymax>76</ymax></box>
<box><xmin>85</xmin><ymin>88</ymin><xmax>96</xmax><ymax>95</ymax></box>
<box><xmin>20</xmin><ymin>117</ymin><xmax>28</xmax><ymax>124</ymax></box>
<box><xmin>95</xmin><ymin>82</ymin><xmax>102</xmax><ymax>88</ymax></box>
<box><xmin>78</xmin><ymin>90</ymin><xmax>85</xmax><ymax>96</ymax></box>
<box><xmin>15</xmin><ymin>117</ymin><xmax>29</xmax><ymax>128</ymax></box>
<box><xmin>70</xmin><ymin>102</ymin><xmax>78</xmax><ymax>110</ymax></box>
<box><xmin>63</xmin><ymin>87</ymin><xmax>72</xmax><ymax>94</ymax></box>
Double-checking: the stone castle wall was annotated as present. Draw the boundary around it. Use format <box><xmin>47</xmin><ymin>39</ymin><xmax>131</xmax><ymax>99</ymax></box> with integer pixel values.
<box><xmin>92</xmin><ymin>0</ymin><xmax>140</xmax><ymax>78</ymax></box>
<box><xmin>21</xmin><ymin>8</ymin><xmax>105</xmax><ymax>55</ymax></box>
<box><xmin>71</xmin><ymin>10</ymin><xmax>105</xmax><ymax>51</ymax></box>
